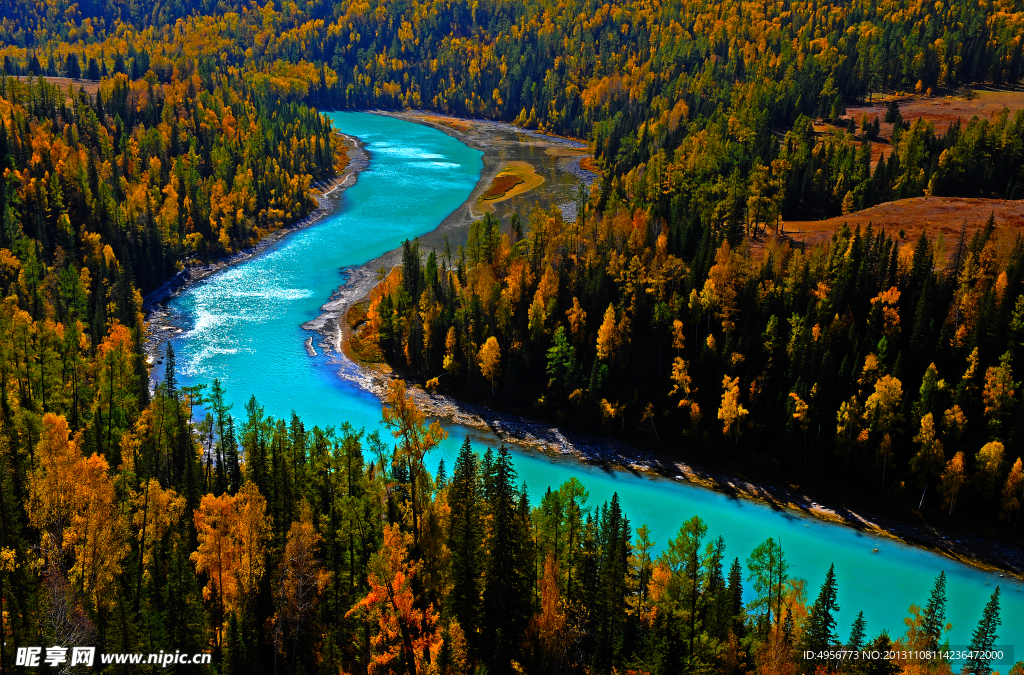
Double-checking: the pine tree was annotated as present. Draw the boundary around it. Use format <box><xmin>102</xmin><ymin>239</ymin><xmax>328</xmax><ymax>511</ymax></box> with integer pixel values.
<box><xmin>963</xmin><ymin>587</ymin><xmax>1001</xmax><ymax>675</ymax></box>
<box><xmin>481</xmin><ymin>447</ymin><xmax>530</xmax><ymax>674</ymax></box>
<box><xmin>799</xmin><ymin>564</ymin><xmax>840</xmax><ymax>672</ymax></box>
<box><xmin>727</xmin><ymin>557</ymin><xmax>745</xmax><ymax>637</ymax></box>
<box><xmin>447</xmin><ymin>437</ymin><xmax>484</xmax><ymax>653</ymax></box>
<box><xmin>921</xmin><ymin>571</ymin><xmax>947</xmax><ymax>651</ymax></box>
<box><xmin>847</xmin><ymin>611</ymin><xmax>867</xmax><ymax>651</ymax></box>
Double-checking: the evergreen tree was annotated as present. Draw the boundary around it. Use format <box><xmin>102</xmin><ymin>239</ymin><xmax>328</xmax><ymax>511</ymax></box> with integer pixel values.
<box><xmin>847</xmin><ymin>611</ymin><xmax>867</xmax><ymax>651</ymax></box>
<box><xmin>863</xmin><ymin>632</ymin><xmax>900</xmax><ymax>675</ymax></box>
<box><xmin>64</xmin><ymin>52</ymin><xmax>80</xmax><ymax>79</ymax></box>
<box><xmin>592</xmin><ymin>493</ymin><xmax>630</xmax><ymax>671</ymax></box>
<box><xmin>225</xmin><ymin>416</ymin><xmax>241</xmax><ymax>494</ymax></box>
<box><xmin>164</xmin><ymin>343</ymin><xmax>177</xmax><ymax>393</ymax></box>
<box><xmin>481</xmin><ymin>447</ymin><xmax>531</xmax><ymax>674</ymax></box>
<box><xmin>799</xmin><ymin>564</ymin><xmax>841</xmax><ymax>672</ymax></box>
<box><xmin>921</xmin><ymin>571</ymin><xmax>947</xmax><ymax>651</ymax></box>
<box><xmin>747</xmin><ymin>537</ymin><xmax>789</xmax><ymax>636</ymax></box>
<box><xmin>447</xmin><ymin>437</ymin><xmax>484</xmax><ymax>653</ymax></box>
<box><xmin>727</xmin><ymin>557</ymin><xmax>745</xmax><ymax>637</ymax></box>
<box><xmin>963</xmin><ymin>588</ymin><xmax>1001</xmax><ymax>675</ymax></box>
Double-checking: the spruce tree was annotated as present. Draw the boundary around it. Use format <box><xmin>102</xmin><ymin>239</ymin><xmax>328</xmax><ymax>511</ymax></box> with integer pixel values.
<box><xmin>921</xmin><ymin>571</ymin><xmax>947</xmax><ymax>651</ymax></box>
<box><xmin>435</xmin><ymin>458</ymin><xmax>447</xmax><ymax>489</ymax></box>
<box><xmin>847</xmin><ymin>611</ymin><xmax>867</xmax><ymax>651</ymax></box>
<box><xmin>863</xmin><ymin>632</ymin><xmax>900</xmax><ymax>675</ymax></box>
<box><xmin>799</xmin><ymin>563</ymin><xmax>840</xmax><ymax>672</ymax></box>
<box><xmin>164</xmin><ymin>342</ymin><xmax>177</xmax><ymax>393</ymax></box>
<box><xmin>481</xmin><ymin>447</ymin><xmax>530</xmax><ymax>674</ymax></box>
<box><xmin>963</xmin><ymin>587</ymin><xmax>1001</xmax><ymax>675</ymax></box>
<box><xmin>704</xmin><ymin>536</ymin><xmax>729</xmax><ymax>640</ymax></box>
<box><xmin>593</xmin><ymin>493</ymin><xmax>630</xmax><ymax>671</ymax></box>
<box><xmin>225</xmin><ymin>416</ymin><xmax>241</xmax><ymax>494</ymax></box>
<box><xmin>447</xmin><ymin>438</ymin><xmax>484</xmax><ymax>652</ymax></box>
<box><xmin>727</xmin><ymin>557</ymin><xmax>745</xmax><ymax>637</ymax></box>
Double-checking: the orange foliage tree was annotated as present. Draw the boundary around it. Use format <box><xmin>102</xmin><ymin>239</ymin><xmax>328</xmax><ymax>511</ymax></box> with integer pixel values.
<box><xmin>346</xmin><ymin>523</ymin><xmax>442</xmax><ymax>675</ymax></box>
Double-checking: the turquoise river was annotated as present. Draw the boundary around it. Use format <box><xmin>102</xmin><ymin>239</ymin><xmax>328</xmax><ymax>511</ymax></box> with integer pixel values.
<box><xmin>159</xmin><ymin>112</ymin><xmax>1023</xmax><ymax>656</ymax></box>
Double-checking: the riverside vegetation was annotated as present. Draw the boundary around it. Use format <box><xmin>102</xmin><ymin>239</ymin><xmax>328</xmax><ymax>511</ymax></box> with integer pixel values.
<box><xmin>0</xmin><ymin>0</ymin><xmax>1023</xmax><ymax>672</ymax></box>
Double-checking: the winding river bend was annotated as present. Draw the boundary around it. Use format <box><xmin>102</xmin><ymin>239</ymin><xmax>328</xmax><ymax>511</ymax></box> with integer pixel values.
<box><xmin>158</xmin><ymin>112</ymin><xmax>1024</xmax><ymax>655</ymax></box>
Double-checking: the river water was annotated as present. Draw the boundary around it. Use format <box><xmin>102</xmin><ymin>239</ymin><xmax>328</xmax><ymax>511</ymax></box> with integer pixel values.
<box><xmin>159</xmin><ymin>112</ymin><xmax>1023</xmax><ymax>656</ymax></box>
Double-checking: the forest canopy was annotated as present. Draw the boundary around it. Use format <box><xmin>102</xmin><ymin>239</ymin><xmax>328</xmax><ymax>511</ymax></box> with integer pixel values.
<box><xmin>0</xmin><ymin>0</ymin><xmax>1023</xmax><ymax>672</ymax></box>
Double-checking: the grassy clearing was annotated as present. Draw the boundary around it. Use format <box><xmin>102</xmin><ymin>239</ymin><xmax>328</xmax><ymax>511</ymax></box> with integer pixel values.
<box><xmin>784</xmin><ymin>196</ymin><xmax>1024</xmax><ymax>259</ymax></box>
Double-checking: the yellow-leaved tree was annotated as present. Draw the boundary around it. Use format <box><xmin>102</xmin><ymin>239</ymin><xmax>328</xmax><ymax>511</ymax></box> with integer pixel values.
<box><xmin>134</xmin><ymin>478</ymin><xmax>186</xmax><ymax>584</ymax></box>
<box><xmin>192</xmin><ymin>480</ymin><xmax>271</xmax><ymax>646</ymax></box>
<box><xmin>939</xmin><ymin>452</ymin><xmax>966</xmax><ymax>516</ymax></box>
<box><xmin>1001</xmin><ymin>458</ymin><xmax>1024</xmax><ymax>524</ymax></box>
<box><xmin>233</xmin><ymin>480</ymin><xmax>273</xmax><ymax>604</ymax></box>
<box><xmin>192</xmin><ymin>492</ymin><xmax>237</xmax><ymax>648</ymax></box>
<box><xmin>28</xmin><ymin>413</ymin><xmax>128</xmax><ymax>613</ymax></box>
<box><xmin>909</xmin><ymin>413</ymin><xmax>944</xmax><ymax>507</ymax></box>
<box><xmin>382</xmin><ymin>380</ymin><xmax>448</xmax><ymax>550</ymax></box>
<box><xmin>478</xmin><ymin>336</ymin><xmax>502</xmax><ymax>393</ymax></box>
<box><xmin>274</xmin><ymin>503</ymin><xmax>330</xmax><ymax>666</ymax></box>
<box><xmin>718</xmin><ymin>375</ymin><xmax>748</xmax><ymax>445</ymax></box>
<box><xmin>596</xmin><ymin>303</ymin><xmax>617</xmax><ymax>361</ymax></box>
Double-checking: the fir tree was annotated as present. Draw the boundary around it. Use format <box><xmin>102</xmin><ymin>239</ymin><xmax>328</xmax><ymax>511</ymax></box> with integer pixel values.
<box><xmin>963</xmin><ymin>587</ymin><xmax>1001</xmax><ymax>675</ymax></box>
<box><xmin>727</xmin><ymin>557</ymin><xmax>745</xmax><ymax>637</ymax></box>
<box><xmin>481</xmin><ymin>447</ymin><xmax>531</xmax><ymax>674</ymax></box>
<box><xmin>164</xmin><ymin>342</ymin><xmax>177</xmax><ymax>393</ymax></box>
<box><xmin>847</xmin><ymin>611</ymin><xmax>867</xmax><ymax>651</ymax></box>
<box><xmin>921</xmin><ymin>571</ymin><xmax>947</xmax><ymax>651</ymax></box>
<box><xmin>799</xmin><ymin>563</ymin><xmax>841</xmax><ymax>672</ymax></box>
<box><xmin>447</xmin><ymin>437</ymin><xmax>484</xmax><ymax>653</ymax></box>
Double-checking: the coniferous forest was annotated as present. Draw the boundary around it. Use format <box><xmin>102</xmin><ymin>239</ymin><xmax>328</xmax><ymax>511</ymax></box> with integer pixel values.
<box><xmin>0</xmin><ymin>0</ymin><xmax>1023</xmax><ymax>671</ymax></box>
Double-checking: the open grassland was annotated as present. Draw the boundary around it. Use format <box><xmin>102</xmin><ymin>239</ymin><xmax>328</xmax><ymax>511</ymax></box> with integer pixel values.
<box><xmin>828</xmin><ymin>88</ymin><xmax>1024</xmax><ymax>168</ymax></box>
<box><xmin>12</xmin><ymin>75</ymin><xmax>100</xmax><ymax>95</ymax></box>
<box><xmin>784</xmin><ymin>196</ymin><xmax>1024</xmax><ymax>256</ymax></box>
<box><xmin>847</xmin><ymin>88</ymin><xmax>1024</xmax><ymax>134</ymax></box>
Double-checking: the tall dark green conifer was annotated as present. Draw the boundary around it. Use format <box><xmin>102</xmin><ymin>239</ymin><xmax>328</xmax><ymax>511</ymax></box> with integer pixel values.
<box><xmin>447</xmin><ymin>437</ymin><xmax>484</xmax><ymax>652</ymax></box>
<box><xmin>799</xmin><ymin>564</ymin><xmax>840</xmax><ymax>672</ymax></box>
<box><xmin>481</xmin><ymin>447</ymin><xmax>531</xmax><ymax>675</ymax></box>
<box><xmin>921</xmin><ymin>571</ymin><xmax>947</xmax><ymax>652</ymax></box>
<box><xmin>847</xmin><ymin>611</ymin><xmax>867</xmax><ymax>651</ymax></box>
<box><xmin>963</xmin><ymin>587</ymin><xmax>1001</xmax><ymax>675</ymax></box>
<box><xmin>727</xmin><ymin>557</ymin><xmax>745</xmax><ymax>637</ymax></box>
<box><xmin>164</xmin><ymin>342</ymin><xmax>177</xmax><ymax>393</ymax></box>
<box><xmin>592</xmin><ymin>493</ymin><xmax>630</xmax><ymax>671</ymax></box>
